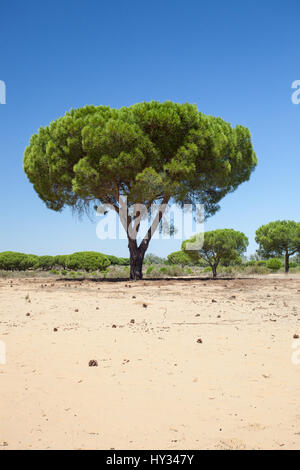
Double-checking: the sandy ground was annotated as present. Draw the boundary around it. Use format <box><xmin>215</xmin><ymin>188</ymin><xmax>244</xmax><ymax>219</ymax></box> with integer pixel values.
<box><xmin>0</xmin><ymin>275</ymin><xmax>300</xmax><ymax>450</ymax></box>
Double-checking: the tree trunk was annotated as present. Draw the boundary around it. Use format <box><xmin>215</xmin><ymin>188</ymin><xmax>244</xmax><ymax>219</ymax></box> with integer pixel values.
<box><xmin>125</xmin><ymin>198</ymin><xmax>168</xmax><ymax>280</ymax></box>
<box><xmin>128</xmin><ymin>241</ymin><xmax>145</xmax><ymax>280</ymax></box>
<box><xmin>212</xmin><ymin>265</ymin><xmax>217</xmax><ymax>279</ymax></box>
<box><xmin>285</xmin><ymin>251</ymin><xmax>289</xmax><ymax>273</ymax></box>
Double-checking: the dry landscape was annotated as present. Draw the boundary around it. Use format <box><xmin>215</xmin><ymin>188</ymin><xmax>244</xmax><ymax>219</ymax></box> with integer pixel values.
<box><xmin>1</xmin><ymin>275</ymin><xmax>300</xmax><ymax>450</ymax></box>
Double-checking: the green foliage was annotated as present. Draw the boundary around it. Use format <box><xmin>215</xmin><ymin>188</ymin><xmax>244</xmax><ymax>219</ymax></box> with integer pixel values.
<box><xmin>266</xmin><ymin>258</ymin><xmax>282</xmax><ymax>271</ymax></box>
<box><xmin>167</xmin><ymin>251</ymin><xmax>191</xmax><ymax>266</ymax></box>
<box><xmin>159</xmin><ymin>267</ymin><xmax>168</xmax><ymax>274</ymax></box>
<box><xmin>289</xmin><ymin>262</ymin><xmax>298</xmax><ymax>269</ymax></box>
<box><xmin>106</xmin><ymin>255</ymin><xmax>119</xmax><ymax>265</ymax></box>
<box><xmin>165</xmin><ymin>265</ymin><xmax>185</xmax><ymax>277</ymax></box>
<box><xmin>256</xmin><ymin>260</ymin><xmax>267</xmax><ymax>266</ymax></box>
<box><xmin>146</xmin><ymin>266</ymin><xmax>154</xmax><ymax>275</ymax></box>
<box><xmin>220</xmin><ymin>255</ymin><xmax>243</xmax><ymax>267</ymax></box>
<box><xmin>245</xmin><ymin>260</ymin><xmax>256</xmax><ymax>266</ymax></box>
<box><xmin>65</xmin><ymin>251</ymin><xmax>110</xmax><ymax>271</ymax></box>
<box><xmin>24</xmin><ymin>102</ymin><xmax>257</xmax><ymax>214</ymax></box>
<box><xmin>0</xmin><ymin>252</ymin><xmax>38</xmax><ymax>271</ymax></box>
<box><xmin>256</xmin><ymin>220</ymin><xmax>300</xmax><ymax>258</ymax></box>
<box><xmin>20</xmin><ymin>254</ymin><xmax>39</xmax><ymax>270</ymax></box>
<box><xmin>104</xmin><ymin>255</ymin><xmax>129</xmax><ymax>266</ymax></box>
<box><xmin>203</xmin><ymin>266</ymin><xmax>212</xmax><ymax>272</ymax></box>
<box><xmin>292</xmin><ymin>254</ymin><xmax>300</xmax><ymax>265</ymax></box>
<box><xmin>54</xmin><ymin>255</ymin><xmax>68</xmax><ymax>268</ymax></box>
<box><xmin>23</xmin><ymin>102</ymin><xmax>257</xmax><ymax>279</ymax></box>
<box><xmin>182</xmin><ymin>229</ymin><xmax>248</xmax><ymax>278</ymax></box>
<box><xmin>256</xmin><ymin>220</ymin><xmax>300</xmax><ymax>272</ymax></box>
<box><xmin>35</xmin><ymin>255</ymin><xmax>56</xmax><ymax>270</ymax></box>
<box><xmin>144</xmin><ymin>253</ymin><xmax>166</xmax><ymax>264</ymax></box>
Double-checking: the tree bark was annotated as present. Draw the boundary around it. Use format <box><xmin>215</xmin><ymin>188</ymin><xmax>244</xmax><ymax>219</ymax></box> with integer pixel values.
<box><xmin>128</xmin><ymin>240</ymin><xmax>145</xmax><ymax>280</ymax></box>
<box><xmin>212</xmin><ymin>265</ymin><xmax>217</xmax><ymax>279</ymax></box>
<box><xmin>285</xmin><ymin>251</ymin><xmax>289</xmax><ymax>273</ymax></box>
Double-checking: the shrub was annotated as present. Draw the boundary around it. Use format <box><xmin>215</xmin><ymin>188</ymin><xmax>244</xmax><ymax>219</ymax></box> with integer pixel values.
<box><xmin>0</xmin><ymin>252</ymin><xmax>38</xmax><ymax>271</ymax></box>
<box><xmin>146</xmin><ymin>266</ymin><xmax>154</xmax><ymax>275</ymax></box>
<box><xmin>106</xmin><ymin>265</ymin><xmax>128</xmax><ymax>278</ymax></box>
<box><xmin>245</xmin><ymin>260</ymin><xmax>256</xmax><ymax>266</ymax></box>
<box><xmin>144</xmin><ymin>253</ymin><xmax>166</xmax><ymax>264</ymax></box>
<box><xmin>266</xmin><ymin>258</ymin><xmax>282</xmax><ymax>271</ymax></box>
<box><xmin>65</xmin><ymin>252</ymin><xmax>110</xmax><ymax>272</ymax></box>
<box><xmin>257</xmin><ymin>260</ymin><xmax>267</xmax><ymax>266</ymax></box>
<box><xmin>106</xmin><ymin>255</ymin><xmax>120</xmax><ymax>265</ymax></box>
<box><xmin>105</xmin><ymin>255</ymin><xmax>129</xmax><ymax>266</ymax></box>
<box><xmin>35</xmin><ymin>255</ymin><xmax>56</xmax><ymax>270</ymax></box>
<box><xmin>167</xmin><ymin>251</ymin><xmax>191</xmax><ymax>266</ymax></box>
<box><xmin>159</xmin><ymin>267</ymin><xmax>168</xmax><ymax>274</ymax></box>
<box><xmin>245</xmin><ymin>264</ymin><xmax>268</xmax><ymax>275</ymax></box>
<box><xmin>221</xmin><ymin>255</ymin><xmax>243</xmax><ymax>267</ymax></box>
<box><xmin>203</xmin><ymin>266</ymin><xmax>212</xmax><ymax>272</ymax></box>
<box><xmin>54</xmin><ymin>255</ymin><xmax>68</xmax><ymax>268</ymax></box>
<box><xmin>166</xmin><ymin>265</ymin><xmax>185</xmax><ymax>277</ymax></box>
<box><xmin>289</xmin><ymin>262</ymin><xmax>298</xmax><ymax>269</ymax></box>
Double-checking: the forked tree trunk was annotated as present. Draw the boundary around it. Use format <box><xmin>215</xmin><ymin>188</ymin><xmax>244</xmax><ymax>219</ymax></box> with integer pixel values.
<box><xmin>125</xmin><ymin>198</ymin><xmax>168</xmax><ymax>280</ymax></box>
<box><xmin>285</xmin><ymin>251</ymin><xmax>289</xmax><ymax>273</ymax></box>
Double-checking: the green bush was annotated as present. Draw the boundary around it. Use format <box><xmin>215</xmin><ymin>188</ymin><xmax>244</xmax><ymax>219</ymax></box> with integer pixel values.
<box><xmin>221</xmin><ymin>255</ymin><xmax>243</xmax><ymax>267</ymax></box>
<box><xmin>146</xmin><ymin>266</ymin><xmax>154</xmax><ymax>275</ymax></box>
<box><xmin>106</xmin><ymin>255</ymin><xmax>120</xmax><ymax>265</ymax></box>
<box><xmin>21</xmin><ymin>254</ymin><xmax>39</xmax><ymax>270</ymax></box>
<box><xmin>0</xmin><ymin>252</ymin><xmax>38</xmax><ymax>271</ymax></box>
<box><xmin>266</xmin><ymin>258</ymin><xmax>282</xmax><ymax>271</ymax></box>
<box><xmin>35</xmin><ymin>255</ymin><xmax>56</xmax><ymax>270</ymax></box>
<box><xmin>159</xmin><ymin>267</ymin><xmax>168</xmax><ymax>274</ymax></box>
<box><xmin>289</xmin><ymin>262</ymin><xmax>298</xmax><ymax>268</ymax></box>
<box><xmin>245</xmin><ymin>260</ymin><xmax>256</xmax><ymax>266</ymax></box>
<box><xmin>165</xmin><ymin>265</ymin><xmax>185</xmax><ymax>276</ymax></box>
<box><xmin>65</xmin><ymin>251</ymin><xmax>110</xmax><ymax>271</ymax></box>
<box><xmin>144</xmin><ymin>253</ymin><xmax>166</xmax><ymax>264</ymax></box>
<box><xmin>245</xmin><ymin>264</ymin><xmax>269</xmax><ymax>275</ymax></box>
<box><xmin>257</xmin><ymin>260</ymin><xmax>267</xmax><ymax>266</ymax></box>
<box><xmin>167</xmin><ymin>251</ymin><xmax>191</xmax><ymax>266</ymax></box>
<box><xmin>105</xmin><ymin>255</ymin><xmax>129</xmax><ymax>266</ymax></box>
<box><xmin>54</xmin><ymin>255</ymin><xmax>68</xmax><ymax>268</ymax></box>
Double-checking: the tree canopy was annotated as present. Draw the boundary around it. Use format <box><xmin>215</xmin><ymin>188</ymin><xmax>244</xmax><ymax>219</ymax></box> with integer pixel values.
<box><xmin>23</xmin><ymin>101</ymin><xmax>257</xmax><ymax>279</ymax></box>
<box><xmin>255</xmin><ymin>220</ymin><xmax>300</xmax><ymax>272</ymax></box>
<box><xmin>182</xmin><ymin>229</ymin><xmax>249</xmax><ymax>278</ymax></box>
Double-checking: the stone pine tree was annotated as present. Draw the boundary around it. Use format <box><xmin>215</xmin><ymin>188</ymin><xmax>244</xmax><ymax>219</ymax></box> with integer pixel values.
<box><xmin>182</xmin><ymin>229</ymin><xmax>249</xmax><ymax>278</ymax></box>
<box><xmin>23</xmin><ymin>101</ymin><xmax>257</xmax><ymax>279</ymax></box>
<box><xmin>255</xmin><ymin>220</ymin><xmax>300</xmax><ymax>273</ymax></box>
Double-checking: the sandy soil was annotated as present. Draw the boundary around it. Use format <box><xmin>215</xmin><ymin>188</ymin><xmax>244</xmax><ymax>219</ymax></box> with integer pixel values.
<box><xmin>0</xmin><ymin>275</ymin><xmax>300</xmax><ymax>450</ymax></box>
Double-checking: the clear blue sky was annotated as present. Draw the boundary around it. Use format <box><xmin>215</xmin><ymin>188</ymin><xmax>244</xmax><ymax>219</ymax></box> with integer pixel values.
<box><xmin>0</xmin><ymin>0</ymin><xmax>299</xmax><ymax>258</ymax></box>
